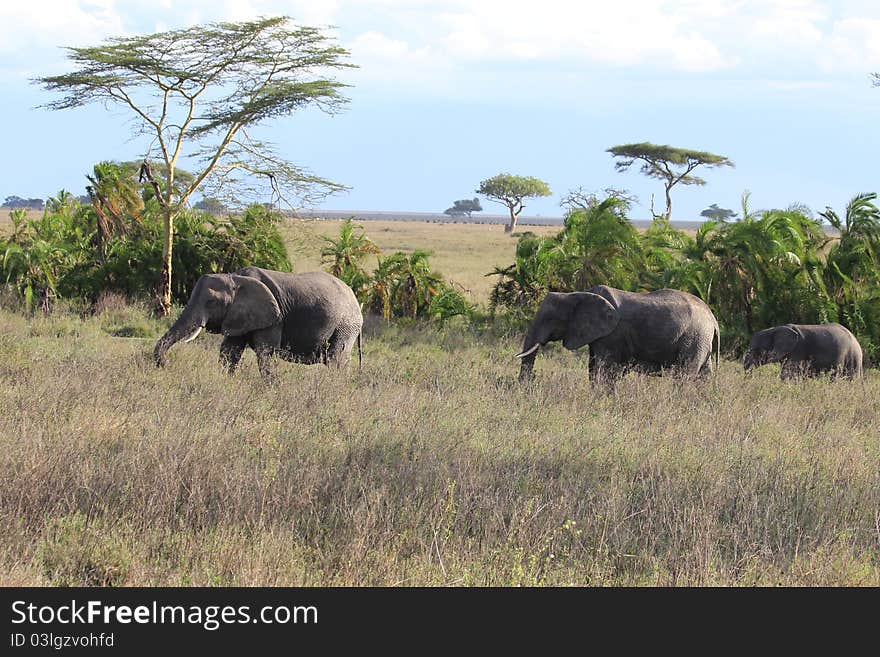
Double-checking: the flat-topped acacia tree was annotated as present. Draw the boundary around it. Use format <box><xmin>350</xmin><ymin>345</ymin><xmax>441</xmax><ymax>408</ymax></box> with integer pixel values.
<box><xmin>36</xmin><ymin>16</ymin><xmax>353</xmax><ymax>314</ymax></box>
<box><xmin>477</xmin><ymin>173</ymin><xmax>551</xmax><ymax>233</ymax></box>
<box><xmin>607</xmin><ymin>143</ymin><xmax>733</xmax><ymax>222</ymax></box>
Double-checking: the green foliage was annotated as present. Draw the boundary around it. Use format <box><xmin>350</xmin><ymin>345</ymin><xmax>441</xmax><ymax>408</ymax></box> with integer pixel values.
<box><xmin>0</xmin><ymin>202</ymin><xmax>291</xmax><ymax>309</ymax></box>
<box><xmin>488</xmin><ymin>233</ymin><xmax>548</xmax><ymax>322</ymax></box>
<box><xmin>368</xmin><ymin>250</ymin><xmax>448</xmax><ymax>320</ymax></box>
<box><xmin>681</xmin><ymin>201</ymin><xmax>831</xmax><ymax>355</ymax></box>
<box><xmin>428</xmin><ymin>286</ymin><xmax>473</xmax><ymax>324</ymax></box>
<box><xmin>1</xmin><ymin>207</ymin><xmax>90</xmax><ymax>313</ymax></box>
<box><xmin>539</xmin><ymin>197</ymin><xmax>644</xmax><ymax>292</ymax></box>
<box><xmin>489</xmin><ymin>197</ymin><xmax>643</xmax><ymax>318</ymax></box>
<box><xmin>820</xmin><ymin>193</ymin><xmax>880</xmax><ymax>362</ymax></box>
<box><xmin>320</xmin><ymin>218</ymin><xmax>380</xmax><ymax>300</ymax></box>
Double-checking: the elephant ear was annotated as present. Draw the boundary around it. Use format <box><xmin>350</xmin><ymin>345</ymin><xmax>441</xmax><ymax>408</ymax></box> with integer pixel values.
<box><xmin>772</xmin><ymin>325</ymin><xmax>800</xmax><ymax>358</ymax></box>
<box><xmin>563</xmin><ymin>292</ymin><xmax>619</xmax><ymax>350</ymax></box>
<box><xmin>222</xmin><ymin>274</ymin><xmax>282</xmax><ymax>337</ymax></box>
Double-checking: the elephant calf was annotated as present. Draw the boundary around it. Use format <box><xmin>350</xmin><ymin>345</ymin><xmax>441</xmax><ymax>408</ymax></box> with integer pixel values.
<box><xmin>516</xmin><ymin>285</ymin><xmax>720</xmax><ymax>383</ymax></box>
<box><xmin>743</xmin><ymin>323</ymin><xmax>863</xmax><ymax>379</ymax></box>
<box><xmin>154</xmin><ymin>267</ymin><xmax>363</xmax><ymax>378</ymax></box>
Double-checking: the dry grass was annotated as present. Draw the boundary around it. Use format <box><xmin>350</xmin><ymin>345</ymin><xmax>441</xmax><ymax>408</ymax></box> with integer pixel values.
<box><xmin>0</xmin><ymin>304</ymin><xmax>878</xmax><ymax>586</ymax></box>
<box><xmin>285</xmin><ymin>218</ymin><xmax>557</xmax><ymax>301</ymax></box>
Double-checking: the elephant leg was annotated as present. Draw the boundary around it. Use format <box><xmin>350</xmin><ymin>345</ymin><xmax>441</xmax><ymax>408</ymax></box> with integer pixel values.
<box><xmin>697</xmin><ymin>355</ymin><xmax>713</xmax><ymax>379</ymax></box>
<box><xmin>249</xmin><ymin>326</ymin><xmax>282</xmax><ymax>381</ymax></box>
<box><xmin>589</xmin><ymin>356</ymin><xmax>619</xmax><ymax>392</ymax></box>
<box><xmin>253</xmin><ymin>344</ymin><xmax>277</xmax><ymax>381</ymax></box>
<box><xmin>219</xmin><ymin>336</ymin><xmax>247</xmax><ymax>374</ymax></box>
<box><xmin>327</xmin><ymin>327</ymin><xmax>356</xmax><ymax>369</ymax></box>
<box><xmin>780</xmin><ymin>362</ymin><xmax>800</xmax><ymax>380</ymax></box>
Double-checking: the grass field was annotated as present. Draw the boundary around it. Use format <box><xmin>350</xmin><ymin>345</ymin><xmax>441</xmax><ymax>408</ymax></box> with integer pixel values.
<box><xmin>0</xmin><ymin>219</ymin><xmax>877</xmax><ymax>586</ymax></box>
<box><xmin>285</xmin><ymin>218</ymin><xmax>558</xmax><ymax>301</ymax></box>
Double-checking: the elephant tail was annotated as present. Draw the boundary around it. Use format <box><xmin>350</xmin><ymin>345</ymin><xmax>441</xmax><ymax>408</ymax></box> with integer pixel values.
<box><xmin>357</xmin><ymin>332</ymin><xmax>363</xmax><ymax>371</ymax></box>
<box><xmin>713</xmin><ymin>325</ymin><xmax>720</xmax><ymax>373</ymax></box>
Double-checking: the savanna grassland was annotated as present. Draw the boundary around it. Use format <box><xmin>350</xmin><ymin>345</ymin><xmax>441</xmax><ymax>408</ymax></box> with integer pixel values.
<box><xmin>284</xmin><ymin>218</ymin><xmax>560</xmax><ymax>299</ymax></box>
<box><xmin>0</xmin><ymin>220</ymin><xmax>878</xmax><ymax>586</ymax></box>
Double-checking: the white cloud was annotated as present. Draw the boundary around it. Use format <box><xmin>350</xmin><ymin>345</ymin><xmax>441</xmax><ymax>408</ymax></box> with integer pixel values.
<box><xmin>347</xmin><ymin>30</ymin><xmax>450</xmax><ymax>93</ymax></box>
<box><xmin>8</xmin><ymin>1</ymin><xmax>880</xmax><ymax>89</ymax></box>
<box><xmin>0</xmin><ymin>0</ymin><xmax>125</xmax><ymax>53</ymax></box>
<box><xmin>822</xmin><ymin>17</ymin><xmax>880</xmax><ymax>72</ymax></box>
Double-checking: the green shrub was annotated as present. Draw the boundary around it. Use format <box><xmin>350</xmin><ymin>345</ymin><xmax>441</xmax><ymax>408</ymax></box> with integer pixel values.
<box><xmin>1</xmin><ymin>203</ymin><xmax>292</xmax><ymax>309</ymax></box>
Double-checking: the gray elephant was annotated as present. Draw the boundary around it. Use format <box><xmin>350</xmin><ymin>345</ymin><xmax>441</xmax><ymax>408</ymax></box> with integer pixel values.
<box><xmin>515</xmin><ymin>285</ymin><xmax>720</xmax><ymax>382</ymax></box>
<box><xmin>154</xmin><ymin>267</ymin><xmax>363</xmax><ymax>378</ymax></box>
<box><xmin>743</xmin><ymin>323</ymin><xmax>863</xmax><ymax>379</ymax></box>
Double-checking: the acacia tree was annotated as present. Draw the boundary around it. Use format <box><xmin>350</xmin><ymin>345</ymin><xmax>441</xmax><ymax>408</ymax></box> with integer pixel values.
<box><xmin>607</xmin><ymin>143</ymin><xmax>733</xmax><ymax>221</ymax></box>
<box><xmin>477</xmin><ymin>173</ymin><xmax>551</xmax><ymax>233</ymax></box>
<box><xmin>37</xmin><ymin>16</ymin><xmax>353</xmax><ymax>314</ymax></box>
<box><xmin>444</xmin><ymin>198</ymin><xmax>482</xmax><ymax>219</ymax></box>
<box><xmin>700</xmin><ymin>203</ymin><xmax>737</xmax><ymax>221</ymax></box>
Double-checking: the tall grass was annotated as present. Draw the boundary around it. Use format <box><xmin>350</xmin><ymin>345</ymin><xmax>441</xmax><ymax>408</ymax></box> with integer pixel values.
<box><xmin>0</xmin><ymin>304</ymin><xmax>877</xmax><ymax>585</ymax></box>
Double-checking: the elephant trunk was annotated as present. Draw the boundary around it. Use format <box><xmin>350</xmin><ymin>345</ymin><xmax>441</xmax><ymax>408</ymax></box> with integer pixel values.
<box><xmin>742</xmin><ymin>349</ymin><xmax>758</xmax><ymax>372</ymax></box>
<box><xmin>154</xmin><ymin>309</ymin><xmax>205</xmax><ymax>367</ymax></box>
<box><xmin>516</xmin><ymin>325</ymin><xmax>547</xmax><ymax>382</ymax></box>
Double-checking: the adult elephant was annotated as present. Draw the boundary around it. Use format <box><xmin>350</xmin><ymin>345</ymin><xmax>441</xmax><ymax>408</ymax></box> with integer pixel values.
<box><xmin>515</xmin><ymin>285</ymin><xmax>719</xmax><ymax>382</ymax></box>
<box><xmin>154</xmin><ymin>267</ymin><xmax>363</xmax><ymax>378</ymax></box>
<box><xmin>743</xmin><ymin>323</ymin><xmax>863</xmax><ymax>379</ymax></box>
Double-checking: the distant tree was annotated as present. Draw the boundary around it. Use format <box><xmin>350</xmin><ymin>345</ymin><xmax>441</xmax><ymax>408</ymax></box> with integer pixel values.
<box><xmin>476</xmin><ymin>173</ymin><xmax>551</xmax><ymax>233</ymax></box>
<box><xmin>607</xmin><ymin>142</ymin><xmax>733</xmax><ymax>221</ymax></box>
<box><xmin>560</xmin><ymin>186</ymin><xmax>637</xmax><ymax>213</ymax></box>
<box><xmin>193</xmin><ymin>197</ymin><xmax>229</xmax><ymax>215</ymax></box>
<box><xmin>444</xmin><ymin>197</ymin><xmax>483</xmax><ymax>219</ymax></box>
<box><xmin>3</xmin><ymin>196</ymin><xmax>44</xmax><ymax>210</ymax></box>
<box><xmin>700</xmin><ymin>203</ymin><xmax>737</xmax><ymax>222</ymax></box>
<box><xmin>37</xmin><ymin>16</ymin><xmax>353</xmax><ymax>314</ymax></box>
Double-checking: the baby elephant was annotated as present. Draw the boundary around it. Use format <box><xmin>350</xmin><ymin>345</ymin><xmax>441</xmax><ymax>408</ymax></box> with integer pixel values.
<box><xmin>743</xmin><ymin>323</ymin><xmax>863</xmax><ymax>379</ymax></box>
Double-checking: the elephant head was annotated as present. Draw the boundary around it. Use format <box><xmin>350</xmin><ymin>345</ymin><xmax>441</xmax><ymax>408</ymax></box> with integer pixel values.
<box><xmin>515</xmin><ymin>291</ymin><xmax>619</xmax><ymax>380</ymax></box>
<box><xmin>154</xmin><ymin>273</ymin><xmax>281</xmax><ymax>366</ymax></box>
<box><xmin>743</xmin><ymin>325</ymin><xmax>800</xmax><ymax>371</ymax></box>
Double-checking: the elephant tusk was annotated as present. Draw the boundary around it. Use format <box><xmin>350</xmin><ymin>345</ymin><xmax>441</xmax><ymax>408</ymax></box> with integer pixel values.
<box><xmin>183</xmin><ymin>326</ymin><xmax>203</xmax><ymax>343</ymax></box>
<box><xmin>514</xmin><ymin>343</ymin><xmax>540</xmax><ymax>359</ymax></box>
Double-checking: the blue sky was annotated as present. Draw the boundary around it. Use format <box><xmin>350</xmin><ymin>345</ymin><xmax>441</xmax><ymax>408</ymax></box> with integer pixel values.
<box><xmin>3</xmin><ymin>0</ymin><xmax>880</xmax><ymax>221</ymax></box>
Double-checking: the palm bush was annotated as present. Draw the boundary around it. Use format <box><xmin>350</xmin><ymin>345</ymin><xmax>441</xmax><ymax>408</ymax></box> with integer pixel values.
<box><xmin>489</xmin><ymin>196</ymin><xmax>643</xmax><ymax>319</ymax></box>
<box><xmin>677</xmin><ymin>198</ymin><xmax>830</xmax><ymax>354</ymax></box>
<box><xmin>488</xmin><ymin>233</ymin><xmax>548</xmax><ymax>319</ymax></box>
<box><xmin>1</xmin><ymin>200</ymin><xmax>292</xmax><ymax>310</ymax></box>
<box><xmin>367</xmin><ymin>250</ymin><xmax>448</xmax><ymax>320</ymax></box>
<box><xmin>321</xmin><ymin>218</ymin><xmax>379</xmax><ymax>301</ymax></box>
<box><xmin>820</xmin><ymin>193</ymin><xmax>880</xmax><ymax>362</ymax></box>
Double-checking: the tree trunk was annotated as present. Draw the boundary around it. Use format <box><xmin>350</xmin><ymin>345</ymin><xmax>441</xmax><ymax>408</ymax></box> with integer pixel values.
<box><xmin>159</xmin><ymin>208</ymin><xmax>174</xmax><ymax>316</ymax></box>
<box><xmin>664</xmin><ymin>183</ymin><xmax>673</xmax><ymax>221</ymax></box>
<box><xmin>505</xmin><ymin>207</ymin><xmax>517</xmax><ymax>234</ymax></box>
